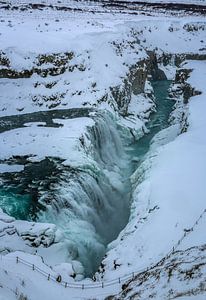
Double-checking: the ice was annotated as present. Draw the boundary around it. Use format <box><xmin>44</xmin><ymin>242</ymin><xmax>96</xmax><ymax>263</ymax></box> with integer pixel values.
<box><xmin>0</xmin><ymin>164</ymin><xmax>24</xmax><ymax>173</ymax></box>
<box><xmin>0</xmin><ymin>3</ymin><xmax>205</xmax><ymax>299</ymax></box>
<box><xmin>36</xmin><ymin>112</ymin><xmax>132</xmax><ymax>276</ymax></box>
<box><xmin>101</xmin><ymin>62</ymin><xmax>206</xmax><ymax>289</ymax></box>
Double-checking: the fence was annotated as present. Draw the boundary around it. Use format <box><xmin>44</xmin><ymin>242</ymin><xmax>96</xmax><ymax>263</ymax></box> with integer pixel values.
<box><xmin>4</xmin><ymin>208</ymin><xmax>206</xmax><ymax>290</ymax></box>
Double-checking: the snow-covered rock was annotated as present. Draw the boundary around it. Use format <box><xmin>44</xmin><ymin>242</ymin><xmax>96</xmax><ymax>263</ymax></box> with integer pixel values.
<box><xmin>0</xmin><ymin>1</ymin><xmax>206</xmax><ymax>299</ymax></box>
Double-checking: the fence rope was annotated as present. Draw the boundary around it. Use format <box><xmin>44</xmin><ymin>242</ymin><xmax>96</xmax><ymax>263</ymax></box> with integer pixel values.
<box><xmin>2</xmin><ymin>208</ymin><xmax>206</xmax><ymax>290</ymax></box>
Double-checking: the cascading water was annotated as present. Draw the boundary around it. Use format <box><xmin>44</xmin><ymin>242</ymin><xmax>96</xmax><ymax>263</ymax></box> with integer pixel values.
<box><xmin>0</xmin><ymin>80</ymin><xmax>175</xmax><ymax>278</ymax></box>
<box><xmin>37</xmin><ymin>111</ymin><xmax>132</xmax><ymax>276</ymax></box>
<box><xmin>89</xmin><ymin>112</ymin><xmax>124</xmax><ymax>167</ymax></box>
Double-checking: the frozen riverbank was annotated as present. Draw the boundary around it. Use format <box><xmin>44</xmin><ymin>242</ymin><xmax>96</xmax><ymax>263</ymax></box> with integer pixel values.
<box><xmin>0</xmin><ymin>4</ymin><xmax>206</xmax><ymax>299</ymax></box>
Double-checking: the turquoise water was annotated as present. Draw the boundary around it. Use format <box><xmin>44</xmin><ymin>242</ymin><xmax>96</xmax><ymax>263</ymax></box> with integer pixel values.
<box><xmin>0</xmin><ymin>187</ymin><xmax>34</xmax><ymax>220</ymax></box>
<box><xmin>127</xmin><ymin>80</ymin><xmax>173</xmax><ymax>169</ymax></box>
<box><xmin>0</xmin><ymin>80</ymin><xmax>174</xmax><ymax>275</ymax></box>
<box><xmin>0</xmin><ymin>158</ymin><xmax>56</xmax><ymax>220</ymax></box>
<box><xmin>0</xmin><ymin>80</ymin><xmax>173</xmax><ymax>224</ymax></box>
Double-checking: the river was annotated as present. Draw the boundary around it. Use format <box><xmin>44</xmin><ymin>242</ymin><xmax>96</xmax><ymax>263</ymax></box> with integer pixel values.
<box><xmin>0</xmin><ymin>80</ymin><xmax>174</xmax><ymax>277</ymax></box>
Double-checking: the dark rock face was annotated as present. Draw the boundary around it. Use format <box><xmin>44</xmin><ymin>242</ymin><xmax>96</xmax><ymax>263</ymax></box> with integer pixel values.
<box><xmin>152</xmin><ymin>67</ymin><xmax>167</xmax><ymax>81</ymax></box>
<box><xmin>109</xmin><ymin>63</ymin><xmax>146</xmax><ymax>115</ymax></box>
<box><xmin>0</xmin><ymin>51</ymin><xmax>10</xmax><ymax>67</ymax></box>
<box><xmin>130</xmin><ymin>61</ymin><xmax>147</xmax><ymax>95</ymax></box>
<box><xmin>0</xmin><ymin>52</ymin><xmax>74</xmax><ymax>79</ymax></box>
<box><xmin>158</xmin><ymin>52</ymin><xmax>206</xmax><ymax>68</ymax></box>
<box><xmin>175</xmin><ymin>68</ymin><xmax>201</xmax><ymax>103</ymax></box>
<box><xmin>0</xmin><ymin>46</ymin><xmax>166</xmax><ymax>115</ymax></box>
<box><xmin>183</xmin><ymin>23</ymin><xmax>206</xmax><ymax>32</ymax></box>
<box><xmin>175</xmin><ymin>53</ymin><xmax>206</xmax><ymax>67</ymax></box>
<box><xmin>175</xmin><ymin>68</ymin><xmax>192</xmax><ymax>84</ymax></box>
<box><xmin>1</xmin><ymin>0</ymin><xmax>206</xmax><ymax>16</ymax></box>
<box><xmin>0</xmin><ymin>65</ymin><xmax>67</xmax><ymax>79</ymax></box>
<box><xmin>147</xmin><ymin>51</ymin><xmax>167</xmax><ymax>80</ymax></box>
<box><xmin>37</xmin><ymin>52</ymin><xmax>74</xmax><ymax>67</ymax></box>
<box><xmin>109</xmin><ymin>51</ymin><xmax>166</xmax><ymax>116</ymax></box>
<box><xmin>182</xmin><ymin>83</ymin><xmax>201</xmax><ymax>104</ymax></box>
<box><xmin>0</xmin><ymin>68</ymin><xmax>33</xmax><ymax>79</ymax></box>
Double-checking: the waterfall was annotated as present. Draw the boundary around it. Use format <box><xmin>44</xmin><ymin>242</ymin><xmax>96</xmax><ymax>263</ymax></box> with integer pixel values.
<box><xmin>0</xmin><ymin>80</ymin><xmax>175</xmax><ymax>278</ymax></box>
<box><xmin>37</xmin><ymin>111</ymin><xmax>131</xmax><ymax>276</ymax></box>
<box><xmin>89</xmin><ymin>112</ymin><xmax>124</xmax><ymax>167</ymax></box>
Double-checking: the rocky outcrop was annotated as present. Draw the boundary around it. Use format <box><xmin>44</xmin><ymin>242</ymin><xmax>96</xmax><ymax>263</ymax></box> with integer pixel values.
<box><xmin>147</xmin><ymin>51</ymin><xmax>167</xmax><ymax>80</ymax></box>
<box><xmin>175</xmin><ymin>54</ymin><xmax>206</xmax><ymax>67</ymax></box>
<box><xmin>158</xmin><ymin>52</ymin><xmax>206</xmax><ymax>68</ymax></box>
<box><xmin>0</xmin><ymin>208</ymin><xmax>57</xmax><ymax>252</ymax></box>
<box><xmin>0</xmin><ymin>51</ymin><xmax>74</xmax><ymax>79</ymax></box>
<box><xmin>36</xmin><ymin>52</ymin><xmax>73</xmax><ymax>67</ymax></box>
<box><xmin>1</xmin><ymin>0</ymin><xmax>206</xmax><ymax>16</ymax></box>
<box><xmin>107</xmin><ymin>52</ymin><xmax>166</xmax><ymax>116</ymax></box>
<box><xmin>183</xmin><ymin>23</ymin><xmax>206</xmax><ymax>32</ymax></box>
<box><xmin>0</xmin><ymin>51</ymin><xmax>10</xmax><ymax>67</ymax></box>
<box><xmin>168</xmin><ymin>62</ymin><xmax>203</xmax><ymax>136</ymax></box>
<box><xmin>174</xmin><ymin>68</ymin><xmax>201</xmax><ymax>104</ymax></box>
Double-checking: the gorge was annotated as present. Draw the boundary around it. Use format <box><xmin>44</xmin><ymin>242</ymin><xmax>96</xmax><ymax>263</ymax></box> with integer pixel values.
<box><xmin>0</xmin><ymin>79</ymin><xmax>174</xmax><ymax>277</ymax></box>
<box><xmin>0</xmin><ymin>3</ymin><xmax>206</xmax><ymax>299</ymax></box>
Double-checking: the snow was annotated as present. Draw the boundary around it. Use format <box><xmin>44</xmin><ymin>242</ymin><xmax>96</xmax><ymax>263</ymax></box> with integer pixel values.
<box><xmin>0</xmin><ymin>13</ymin><xmax>148</xmax><ymax>117</ymax></box>
<box><xmin>1</xmin><ymin>4</ymin><xmax>205</xmax><ymax>117</ymax></box>
<box><xmin>118</xmin><ymin>0</ymin><xmax>206</xmax><ymax>4</ymax></box>
<box><xmin>0</xmin><ymin>164</ymin><xmax>24</xmax><ymax>173</ymax></box>
<box><xmin>0</xmin><ymin>118</ymin><xmax>94</xmax><ymax>166</ymax></box>
<box><xmin>0</xmin><ymin>251</ymin><xmax>122</xmax><ymax>300</ymax></box>
<box><xmin>101</xmin><ymin>60</ymin><xmax>206</xmax><ymax>288</ymax></box>
<box><xmin>0</xmin><ymin>1</ymin><xmax>206</xmax><ymax>299</ymax></box>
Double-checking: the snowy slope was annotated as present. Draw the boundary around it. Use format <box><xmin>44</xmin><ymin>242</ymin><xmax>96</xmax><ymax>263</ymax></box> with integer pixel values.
<box><xmin>0</xmin><ymin>2</ymin><xmax>206</xmax><ymax>300</ymax></box>
<box><xmin>1</xmin><ymin>0</ymin><xmax>206</xmax><ymax>18</ymax></box>
<box><xmin>100</xmin><ymin>58</ymin><xmax>206</xmax><ymax>299</ymax></box>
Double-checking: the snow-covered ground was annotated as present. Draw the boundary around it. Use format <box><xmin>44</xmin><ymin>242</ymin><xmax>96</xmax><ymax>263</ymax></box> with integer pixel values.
<box><xmin>109</xmin><ymin>60</ymin><xmax>206</xmax><ymax>296</ymax></box>
<box><xmin>101</xmin><ymin>60</ymin><xmax>206</xmax><ymax>279</ymax></box>
<box><xmin>0</xmin><ymin>1</ymin><xmax>206</xmax><ymax>299</ymax></box>
<box><xmin>115</xmin><ymin>0</ymin><xmax>206</xmax><ymax>4</ymax></box>
<box><xmin>0</xmin><ymin>117</ymin><xmax>94</xmax><ymax>165</ymax></box>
